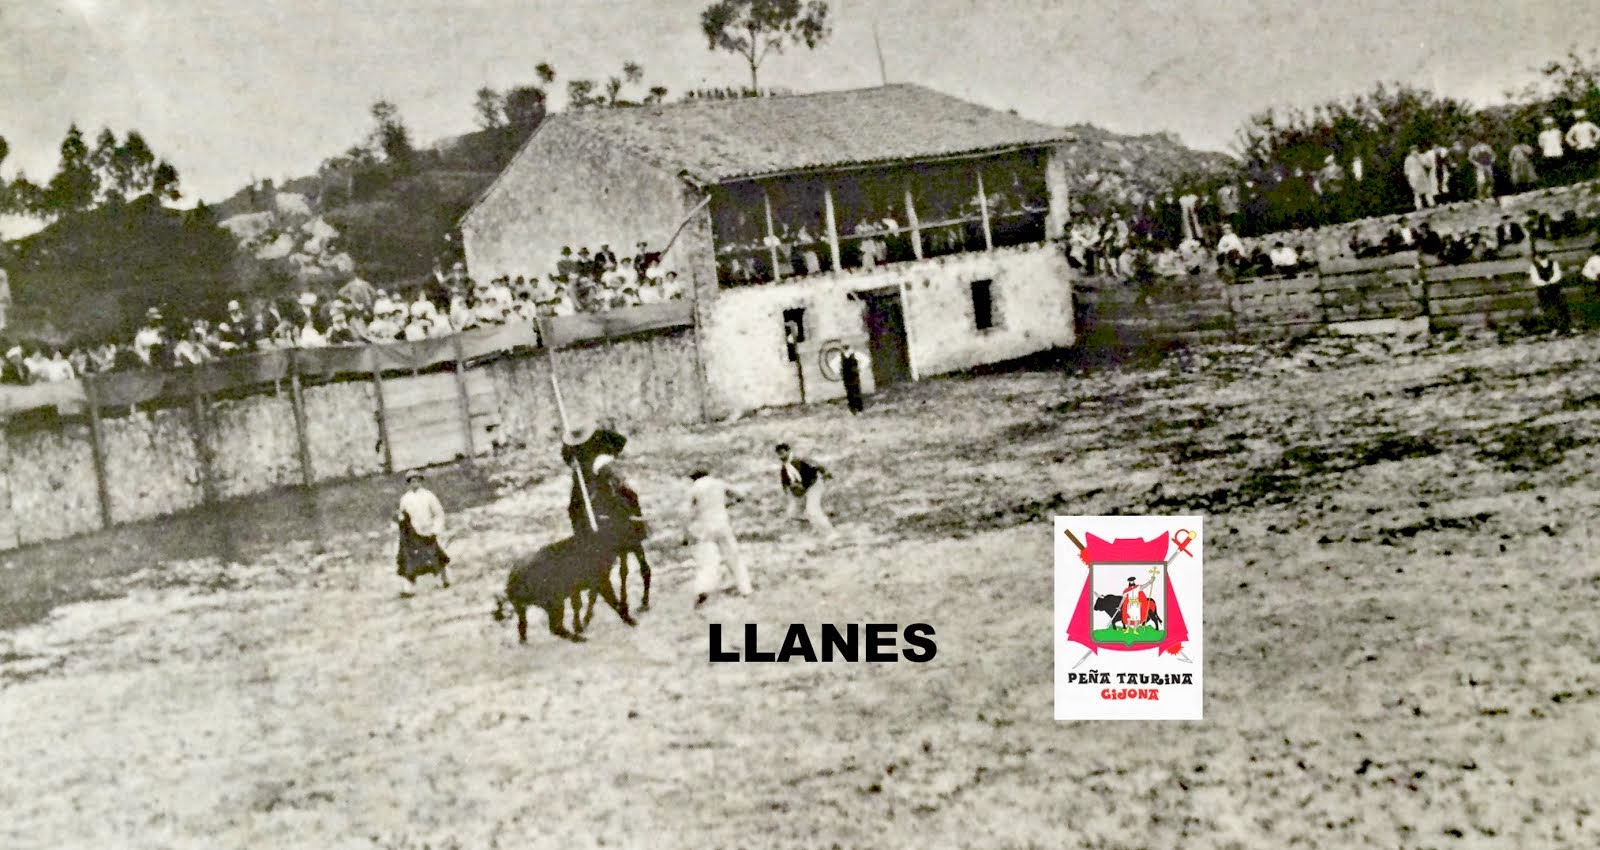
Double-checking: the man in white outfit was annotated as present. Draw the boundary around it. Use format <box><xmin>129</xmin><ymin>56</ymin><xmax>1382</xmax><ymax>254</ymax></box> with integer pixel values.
<box><xmin>687</xmin><ymin>469</ymin><xmax>752</xmax><ymax>608</ymax></box>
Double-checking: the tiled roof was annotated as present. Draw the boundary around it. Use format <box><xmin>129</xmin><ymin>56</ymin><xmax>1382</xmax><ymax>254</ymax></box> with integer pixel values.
<box><xmin>546</xmin><ymin>83</ymin><xmax>1072</xmax><ymax>184</ymax></box>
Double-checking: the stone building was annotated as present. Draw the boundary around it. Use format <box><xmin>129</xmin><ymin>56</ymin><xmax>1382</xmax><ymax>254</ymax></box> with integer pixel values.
<box><xmin>460</xmin><ymin>83</ymin><xmax>1076</xmax><ymax>417</ymax></box>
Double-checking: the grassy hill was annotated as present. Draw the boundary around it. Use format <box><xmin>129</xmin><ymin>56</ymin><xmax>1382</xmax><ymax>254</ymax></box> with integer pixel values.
<box><xmin>1058</xmin><ymin>124</ymin><xmax>1239</xmax><ymax>215</ymax></box>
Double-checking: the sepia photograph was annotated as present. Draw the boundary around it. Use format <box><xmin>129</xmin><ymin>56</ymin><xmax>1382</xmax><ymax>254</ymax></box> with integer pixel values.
<box><xmin>2</xmin><ymin>1</ymin><xmax>1599</xmax><ymax>847</ymax></box>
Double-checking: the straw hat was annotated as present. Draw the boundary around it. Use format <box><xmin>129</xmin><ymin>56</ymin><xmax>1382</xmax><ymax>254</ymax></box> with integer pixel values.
<box><xmin>562</xmin><ymin>419</ymin><xmax>596</xmax><ymax>447</ymax></box>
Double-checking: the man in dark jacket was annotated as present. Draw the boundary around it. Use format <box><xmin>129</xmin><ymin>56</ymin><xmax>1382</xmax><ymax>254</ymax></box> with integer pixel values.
<box><xmin>776</xmin><ymin>442</ymin><xmax>836</xmax><ymax>537</ymax></box>
<box><xmin>1495</xmin><ymin>215</ymin><xmax>1526</xmax><ymax>253</ymax></box>
<box><xmin>839</xmin><ymin>344</ymin><xmax>865</xmax><ymax>414</ymax></box>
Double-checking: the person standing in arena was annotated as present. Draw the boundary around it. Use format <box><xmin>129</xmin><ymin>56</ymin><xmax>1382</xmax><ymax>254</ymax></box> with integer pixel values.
<box><xmin>776</xmin><ymin>442</ymin><xmax>836</xmax><ymax>538</ymax></box>
<box><xmin>395</xmin><ymin>470</ymin><xmax>451</xmax><ymax>597</ymax></box>
<box><xmin>687</xmin><ymin>469</ymin><xmax>752</xmax><ymax>609</ymax></box>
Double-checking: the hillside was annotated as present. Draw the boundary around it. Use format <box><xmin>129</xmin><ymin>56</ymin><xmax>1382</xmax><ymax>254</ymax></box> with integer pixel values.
<box><xmin>1058</xmin><ymin>123</ymin><xmax>1239</xmax><ymax>214</ymax></box>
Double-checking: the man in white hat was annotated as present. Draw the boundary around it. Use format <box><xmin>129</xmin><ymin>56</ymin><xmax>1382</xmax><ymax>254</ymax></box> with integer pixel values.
<box><xmin>1538</xmin><ymin>115</ymin><xmax>1565</xmax><ymax>187</ymax></box>
<box><xmin>395</xmin><ymin>469</ymin><xmax>451</xmax><ymax>597</ymax></box>
<box><xmin>1567</xmin><ymin>109</ymin><xmax>1599</xmax><ymax>176</ymax></box>
<box><xmin>133</xmin><ymin>308</ymin><xmax>167</xmax><ymax>366</ymax></box>
<box><xmin>560</xmin><ymin>418</ymin><xmax>630</xmax><ymax>537</ymax></box>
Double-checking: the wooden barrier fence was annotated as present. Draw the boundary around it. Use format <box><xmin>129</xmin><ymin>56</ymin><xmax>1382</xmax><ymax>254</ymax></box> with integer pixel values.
<box><xmin>0</xmin><ymin>303</ymin><xmax>701</xmax><ymax>551</ymax></box>
<box><xmin>1076</xmin><ymin>237</ymin><xmax>1599</xmax><ymax>344</ymax></box>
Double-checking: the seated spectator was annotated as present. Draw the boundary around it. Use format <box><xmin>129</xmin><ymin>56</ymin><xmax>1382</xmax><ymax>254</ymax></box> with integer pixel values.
<box><xmin>1269</xmin><ymin>241</ymin><xmax>1300</xmax><ymax>273</ymax></box>
<box><xmin>1526</xmin><ymin>211</ymin><xmax>1553</xmax><ymax>241</ymax></box>
<box><xmin>1581</xmin><ymin>241</ymin><xmax>1600</xmax><ymax>291</ymax></box>
<box><xmin>1416</xmin><ymin>225</ymin><xmax>1444</xmax><ymax>256</ymax></box>
<box><xmin>133</xmin><ymin>308</ymin><xmax>167</xmax><ymax>366</ymax></box>
<box><xmin>1439</xmin><ymin>234</ymin><xmax>1473</xmax><ymax>265</ymax></box>
<box><xmin>403</xmin><ymin>313</ymin><xmax>434</xmax><ymax>341</ymax></box>
<box><xmin>325</xmin><ymin>305</ymin><xmax>361</xmax><ymax>345</ymax></box>
<box><xmin>662</xmin><ymin>271</ymin><xmax>685</xmax><ymax>300</ymax></box>
<box><xmin>451</xmin><ymin>294</ymin><xmax>479</xmax><ymax>332</ymax></box>
<box><xmin>1215</xmin><ymin>224</ymin><xmax>1246</xmax><ymax>268</ymax></box>
<box><xmin>1384</xmin><ymin>219</ymin><xmax>1417</xmax><ymax>254</ymax></box>
<box><xmin>366</xmin><ymin>305</ymin><xmax>404</xmax><ymax>341</ymax></box>
<box><xmin>1495</xmin><ymin>215</ymin><xmax>1525</xmax><ymax>251</ymax></box>
<box><xmin>1152</xmin><ymin>249</ymin><xmax>1183</xmax><ymax>277</ymax></box>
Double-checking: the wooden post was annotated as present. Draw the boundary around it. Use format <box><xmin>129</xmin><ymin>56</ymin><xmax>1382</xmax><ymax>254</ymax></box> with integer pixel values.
<box><xmin>371</xmin><ymin>363</ymin><xmax>394</xmax><ymax>474</ymax></box>
<box><xmin>1315</xmin><ymin>270</ymin><xmax>1331</xmax><ymax>328</ymax></box>
<box><xmin>904</xmin><ymin>178</ymin><xmax>924</xmax><ymax>260</ymax></box>
<box><xmin>762</xmin><ymin>185</ymin><xmax>783</xmax><ymax>280</ymax></box>
<box><xmin>189</xmin><ymin>372</ymin><xmax>218</xmax><ymax>506</ymax></box>
<box><xmin>823</xmin><ymin>184</ymin><xmax>843</xmax><ymax>272</ymax></box>
<box><xmin>82</xmin><ymin>374</ymin><xmax>114</xmax><ymax>529</ymax></box>
<box><xmin>976</xmin><ymin>166</ymin><xmax>994</xmax><ymax>251</ymax></box>
<box><xmin>288</xmin><ymin>352</ymin><xmax>315</xmax><ymax>488</ymax></box>
<box><xmin>452</xmin><ymin>336</ymin><xmax>476</xmax><ymax>465</ymax></box>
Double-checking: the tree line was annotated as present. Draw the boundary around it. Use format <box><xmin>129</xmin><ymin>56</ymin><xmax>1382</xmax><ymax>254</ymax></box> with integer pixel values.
<box><xmin>0</xmin><ymin>127</ymin><xmax>183</xmax><ymax>222</ymax></box>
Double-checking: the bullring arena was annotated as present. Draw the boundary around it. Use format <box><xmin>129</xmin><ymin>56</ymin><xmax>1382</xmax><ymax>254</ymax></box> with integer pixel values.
<box><xmin>6</xmin><ymin>4</ymin><xmax>1600</xmax><ymax>848</ymax></box>
<box><xmin>2</xmin><ymin>325</ymin><xmax>1598</xmax><ymax>848</ymax></box>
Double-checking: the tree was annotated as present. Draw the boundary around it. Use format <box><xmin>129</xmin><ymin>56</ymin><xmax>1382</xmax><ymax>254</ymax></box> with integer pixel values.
<box><xmin>474</xmin><ymin>86</ymin><xmax>505</xmax><ymax>129</ymax></box>
<box><xmin>42</xmin><ymin>124</ymin><xmax>99</xmax><ymax>218</ymax></box>
<box><xmin>566</xmin><ymin>63</ymin><xmax>666</xmax><ymax>109</ymax></box>
<box><xmin>699</xmin><ymin>0</ymin><xmax>830</xmax><ymax>90</ymax></box>
<box><xmin>1516</xmin><ymin>47</ymin><xmax>1600</xmax><ymax>115</ymax></box>
<box><xmin>90</xmin><ymin>128</ymin><xmax>119</xmax><ymax>202</ymax></box>
<box><xmin>567</xmin><ymin>79</ymin><xmax>598</xmax><ymax>110</ymax></box>
<box><xmin>112</xmin><ymin>131</ymin><xmax>158</xmax><ymax>200</ymax></box>
<box><xmin>151</xmin><ymin>160</ymin><xmax>181</xmax><ymax>203</ymax></box>
<box><xmin>369</xmin><ymin>100</ymin><xmax>413</xmax><ymax>169</ymax></box>
<box><xmin>503</xmin><ymin>85</ymin><xmax>549</xmax><ymax>129</ymax></box>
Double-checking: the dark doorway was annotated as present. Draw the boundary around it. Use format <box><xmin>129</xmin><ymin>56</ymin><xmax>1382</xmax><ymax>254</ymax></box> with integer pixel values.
<box><xmin>861</xmin><ymin>290</ymin><xmax>912</xmax><ymax>387</ymax></box>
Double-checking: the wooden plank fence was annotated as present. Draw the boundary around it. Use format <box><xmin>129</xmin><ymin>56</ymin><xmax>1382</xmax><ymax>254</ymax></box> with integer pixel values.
<box><xmin>0</xmin><ymin>302</ymin><xmax>700</xmax><ymax>552</ymax></box>
<box><xmin>1077</xmin><ymin>240</ymin><xmax>1599</xmax><ymax>344</ymax></box>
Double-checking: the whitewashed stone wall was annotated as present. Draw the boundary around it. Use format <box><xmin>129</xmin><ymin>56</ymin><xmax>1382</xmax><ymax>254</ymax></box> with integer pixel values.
<box><xmin>699</xmin><ymin>243</ymin><xmax>1075</xmax><ymax>415</ymax></box>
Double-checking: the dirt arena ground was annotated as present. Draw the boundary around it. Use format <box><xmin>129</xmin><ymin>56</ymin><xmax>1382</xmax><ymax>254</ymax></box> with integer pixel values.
<box><xmin>2</xmin><ymin>328</ymin><xmax>1599</xmax><ymax>850</ymax></box>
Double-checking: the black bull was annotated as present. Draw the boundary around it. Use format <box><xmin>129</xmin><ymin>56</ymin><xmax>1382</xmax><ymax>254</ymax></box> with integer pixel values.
<box><xmin>1093</xmin><ymin>593</ymin><xmax>1163</xmax><ymax>630</ymax></box>
<box><xmin>493</xmin><ymin>524</ymin><xmax>640</xmax><ymax>644</ymax></box>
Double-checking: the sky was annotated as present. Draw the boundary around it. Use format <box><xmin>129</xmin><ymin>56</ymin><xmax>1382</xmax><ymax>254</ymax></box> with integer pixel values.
<box><xmin>2</xmin><ymin>0</ymin><xmax>1598</xmax><ymax>221</ymax></box>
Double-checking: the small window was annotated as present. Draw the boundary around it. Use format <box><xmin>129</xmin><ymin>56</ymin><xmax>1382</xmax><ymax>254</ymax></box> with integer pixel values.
<box><xmin>971</xmin><ymin>279</ymin><xmax>995</xmax><ymax>330</ymax></box>
<box><xmin>782</xmin><ymin>307</ymin><xmax>807</xmax><ymax>362</ymax></box>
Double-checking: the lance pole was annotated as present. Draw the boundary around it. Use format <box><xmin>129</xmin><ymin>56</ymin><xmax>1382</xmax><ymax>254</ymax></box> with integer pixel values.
<box><xmin>535</xmin><ymin>314</ymin><xmax>598</xmax><ymax>533</ymax></box>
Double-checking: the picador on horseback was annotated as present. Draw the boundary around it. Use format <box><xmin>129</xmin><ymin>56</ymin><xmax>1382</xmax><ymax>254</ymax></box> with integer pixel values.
<box><xmin>560</xmin><ymin>418</ymin><xmax>652</xmax><ymax>611</ymax></box>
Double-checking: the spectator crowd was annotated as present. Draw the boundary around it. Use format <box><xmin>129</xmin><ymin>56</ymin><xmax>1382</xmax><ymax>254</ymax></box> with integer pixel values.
<box><xmin>0</xmin><ymin>241</ymin><xmax>685</xmax><ymax>386</ymax></box>
<box><xmin>1067</xmin><ymin>108</ymin><xmax>1600</xmax><ymax>285</ymax></box>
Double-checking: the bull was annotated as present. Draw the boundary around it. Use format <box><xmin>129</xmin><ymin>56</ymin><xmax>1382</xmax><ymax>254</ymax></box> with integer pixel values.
<box><xmin>1093</xmin><ymin>593</ymin><xmax>1163</xmax><ymax>631</ymax></box>
<box><xmin>492</xmin><ymin>524</ymin><xmax>639</xmax><ymax>644</ymax></box>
